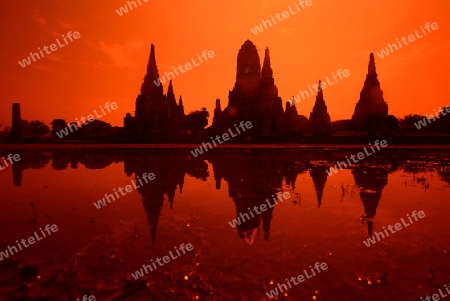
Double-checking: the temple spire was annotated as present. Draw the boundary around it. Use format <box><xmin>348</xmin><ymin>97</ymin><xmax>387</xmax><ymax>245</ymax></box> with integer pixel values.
<box><xmin>313</xmin><ymin>80</ymin><xmax>326</xmax><ymax>106</ymax></box>
<box><xmin>309</xmin><ymin>80</ymin><xmax>331</xmax><ymax>134</ymax></box>
<box><xmin>166</xmin><ymin>80</ymin><xmax>177</xmax><ymax>109</ymax></box>
<box><xmin>261</xmin><ymin>47</ymin><xmax>273</xmax><ymax>79</ymax></box>
<box><xmin>215</xmin><ymin>98</ymin><xmax>221</xmax><ymax>111</ymax></box>
<box><xmin>368</xmin><ymin>53</ymin><xmax>376</xmax><ymax>75</ymax></box>
<box><xmin>140</xmin><ymin>43</ymin><xmax>164</xmax><ymax>96</ymax></box>
<box><xmin>178</xmin><ymin>96</ymin><xmax>184</xmax><ymax>115</ymax></box>
<box><xmin>234</xmin><ymin>40</ymin><xmax>261</xmax><ymax>96</ymax></box>
<box><xmin>351</xmin><ymin>53</ymin><xmax>389</xmax><ymax>133</ymax></box>
<box><xmin>167</xmin><ymin>80</ymin><xmax>174</xmax><ymax>97</ymax></box>
<box><xmin>147</xmin><ymin>44</ymin><xmax>160</xmax><ymax>80</ymax></box>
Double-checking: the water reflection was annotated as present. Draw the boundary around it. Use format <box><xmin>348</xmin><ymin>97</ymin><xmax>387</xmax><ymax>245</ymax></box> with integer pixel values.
<box><xmin>310</xmin><ymin>165</ymin><xmax>329</xmax><ymax>208</ymax></box>
<box><xmin>352</xmin><ymin>166</ymin><xmax>389</xmax><ymax>235</ymax></box>
<box><xmin>210</xmin><ymin>152</ymin><xmax>284</xmax><ymax>243</ymax></box>
<box><xmin>4</xmin><ymin>147</ymin><xmax>450</xmax><ymax>244</ymax></box>
<box><xmin>2</xmin><ymin>147</ymin><xmax>450</xmax><ymax>299</ymax></box>
<box><xmin>124</xmin><ymin>151</ymin><xmax>208</xmax><ymax>245</ymax></box>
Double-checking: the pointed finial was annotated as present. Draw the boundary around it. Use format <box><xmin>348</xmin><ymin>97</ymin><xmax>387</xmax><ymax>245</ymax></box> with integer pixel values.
<box><xmin>215</xmin><ymin>98</ymin><xmax>221</xmax><ymax>110</ymax></box>
<box><xmin>146</xmin><ymin>43</ymin><xmax>160</xmax><ymax>80</ymax></box>
<box><xmin>368</xmin><ymin>53</ymin><xmax>376</xmax><ymax>75</ymax></box>
<box><xmin>261</xmin><ymin>47</ymin><xmax>273</xmax><ymax>79</ymax></box>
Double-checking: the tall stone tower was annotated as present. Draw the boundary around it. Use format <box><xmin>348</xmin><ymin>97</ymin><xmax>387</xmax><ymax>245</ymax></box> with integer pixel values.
<box><xmin>234</xmin><ymin>40</ymin><xmax>261</xmax><ymax>98</ymax></box>
<box><xmin>125</xmin><ymin>44</ymin><xmax>186</xmax><ymax>134</ymax></box>
<box><xmin>10</xmin><ymin>103</ymin><xmax>22</xmax><ymax>137</ymax></box>
<box><xmin>134</xmin><ymin>44</ymin><xmax>166</xmax><ymax>132</ymax></box>
<box><xmin>227</xmin><ymin>40</ymin><xmax>261</xmax><ymax>120</ymax></box>
<box><xmin>213</xmin><ymin>40</ymin><xmax>284</xmax><ymax>135</ymax></box>
<box><xmin>257</xmin><ymin>48</ymin><xmax>284</xmax><ymax>134</ymax></box>
<box><xmin>166</xmin><ymin>80</ymin><xmax>186</xmax><ymax>130</ymax></box>
<box><xmin>309</xmin><ymin>81</ymin><xmax>331</xmax><ymax>134</ymax></box>
<box><xmin>352</xmin><ymin>53</ymin><xmax>389</xmax><ymax>133</ymax></box>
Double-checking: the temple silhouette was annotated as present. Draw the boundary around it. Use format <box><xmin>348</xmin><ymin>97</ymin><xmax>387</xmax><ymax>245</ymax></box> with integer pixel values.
<box><xmin>123</xmin><ymin>45</ymin><xmax>186</xmax><ymax>135</ymax></box>
<box><xmin>7</xmin><ymin>39</ymin><xmax>450</xmax><ymax>142</ymax></box>
<box><xmin>211</xmin><ymin>41</ymin><xmax>333</xmax><ymax>138</ymax></box>
<box><xmin>211</xmin><ymin>42</ymin><xmax>285</xmax><ymax>135</ymax></box>
<box><xmin>119</xmin><ymin>40</ymin><xmax>395</xmax><ymax>140</ymax></box>
<box><xmin>309</xmin><ymin>81</ymin><xmax>332</xmax><ymax>135</ymax></box>
<box><xmin>351</xmin><ymin>53</ymin><xmax>397</xmax><ymax>134</ymax></box>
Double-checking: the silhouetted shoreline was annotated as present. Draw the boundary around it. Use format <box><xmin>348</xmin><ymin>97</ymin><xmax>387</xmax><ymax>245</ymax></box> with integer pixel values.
<box><xmin>2</xmin><ymin>135</ymin><xmax>450</xmax><ymax>145</ymax></box>
<box><xmin>3</xmin><ymin>142</ymin><xmax>450</xmax><ymax>149</ymax></box>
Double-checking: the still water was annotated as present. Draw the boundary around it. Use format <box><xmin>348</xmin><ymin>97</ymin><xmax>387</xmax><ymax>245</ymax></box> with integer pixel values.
<box><xmin>0</xmin><ymin>145</ymin><xmax>449</xmax><ymax>300</ymax></box>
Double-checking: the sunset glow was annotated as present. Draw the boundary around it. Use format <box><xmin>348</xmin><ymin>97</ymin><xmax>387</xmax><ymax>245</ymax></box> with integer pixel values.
<box><xmin>1</xmin><ymin>0</ymin><xmax>449</xmax><ymax>127</ymax></box>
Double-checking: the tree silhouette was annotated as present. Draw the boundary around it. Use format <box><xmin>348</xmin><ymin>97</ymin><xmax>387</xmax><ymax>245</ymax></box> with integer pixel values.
<box><xmin>399</xmin><ymin>114</ymin><xmax>426</xmax><ymax>128</ymax></box>
<box><xmin>186</xmin><ymin>108</ymin><xmax>209</xmax><ymax>131</ymax></box>
<box><xmin>29</xmin><ymin>120</ymin><xmax>50</xmax><ymax>136</ymax></box>
<box><xmin>51</xmin><ymin>119</ymin><xmax>67</xmax><ymax>138</ymax></box>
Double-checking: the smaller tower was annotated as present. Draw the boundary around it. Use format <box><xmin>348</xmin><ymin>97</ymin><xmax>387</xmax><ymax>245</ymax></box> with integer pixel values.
<box><xmin>178</xmin><ymin>96</ymin><xmax>184</xmax><ymax>116</ymax></box>
<box><xmin>10</xmin><ymin>103</ymin><xmax>23</xmax><ymax>138</ymax></box>
<box><xmin>309</xmin><ymin>80</ymin><xmax>331</xmax><ymax>135</ymax></box>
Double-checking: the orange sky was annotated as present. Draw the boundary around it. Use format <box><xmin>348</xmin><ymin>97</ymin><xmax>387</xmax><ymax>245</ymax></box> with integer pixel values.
<box><xmin>1</xmin><ymin>0</ymin><xmax>449</xmax><ymax>128</ymax></box>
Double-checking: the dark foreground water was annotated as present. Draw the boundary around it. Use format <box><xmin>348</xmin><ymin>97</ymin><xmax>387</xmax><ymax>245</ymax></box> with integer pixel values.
<box><xmin>1</xmin><ymin>145</ymin><xmax>450</xmax><ymax>301</ymax></box>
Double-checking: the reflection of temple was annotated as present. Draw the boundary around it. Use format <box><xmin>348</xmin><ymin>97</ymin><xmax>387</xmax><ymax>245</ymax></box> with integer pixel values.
<box><xmin>309</xmin><ymin>166</ymin><xmax>329</xmax><ymax>208</ymax></box>
<box><xmin>210</xmin><ymin>152</ymin><xmax>281</xmax><ymax>242</ymax></box>
<box><xmin>52</xmin><ymin>150</ymin><xmax>119</xmax><ymax>170</ymax></box>
<box><xmin>124</xmin><ymin>151</ymin><xmax>208</xmax><ymax>245</ymax></box>
<box><xmin>352</xmin><ymin>166</ymin><xmax>389</xmax><ymax>235</ymax></box>
<box><xmin>209</xmin><ymin>150</ymin><xmax>308</xmax><ymax>243</ymax></box>
<box><xmin>234</xmin><ymin>198</ymin><xmax>273</xmax><ymax>243</ymax></box>
<box><xmin>6</xmin><ymin>148</ymin><xmax>432</xmax><ymax>244</ymax></box>
<box><xmin>12</xmin><ymin>162</ymin><xmax>23</xmax><ymax>187</ymax></box>
<box><xmin>0</xmin><ymin>152</ymin><xmax>51</xmax><ymax>187</ymax></box>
